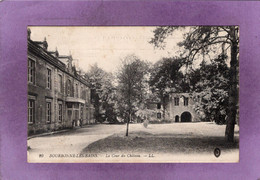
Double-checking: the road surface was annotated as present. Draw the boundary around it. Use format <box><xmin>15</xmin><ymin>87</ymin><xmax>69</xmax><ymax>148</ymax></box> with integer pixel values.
<box><xmin>27</xmin><ymin>122</ymin><xmax>239</xmax><ymax>163</ymax></box>
<box><xmin>27</xmin><ymin>124</ymin><xmax>126</xmax><ymax>162</ymax></box>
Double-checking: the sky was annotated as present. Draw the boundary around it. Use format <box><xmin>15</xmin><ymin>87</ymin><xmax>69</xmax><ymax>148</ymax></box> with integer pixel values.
<box><xmin>29</xmin><ymin>26</ymin><xmax>184</xmax><ymax>73</ymax></box>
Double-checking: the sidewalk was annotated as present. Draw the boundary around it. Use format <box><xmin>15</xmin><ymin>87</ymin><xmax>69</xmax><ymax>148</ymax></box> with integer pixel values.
<box><xmin>27</xmin><ymin>124</ymin><xmax>98</xmax><ymax>140</ymax></box>
<box><xmin>27</xmin><ymin>129</ymin><xmax>72</xmax><ymax>140</ymax></box>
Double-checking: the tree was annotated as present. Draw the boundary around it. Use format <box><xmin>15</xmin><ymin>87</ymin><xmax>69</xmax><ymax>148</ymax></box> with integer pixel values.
<box><xmin>149</xmin><ymin>57</ymin><xmax>185</xmax><ymax>119</ymax></box>
<box><xmin>85</xmin><ymin>64</ymin><xmax>117</xmax><ymax>123</ymax></box>
<box><xmin>151</xmin><ymin>26</ymin><xmax>239</xmax><ymax>142</ymax></box>
<box><xmin>117</xmin><ymin>54</ymin><xmax>149</xmax><ymax>136</ymax></box>
<box><xmin>189</xmin><ymin>54</ymin><xmax>230</xmax><ymax>124</ymax></box>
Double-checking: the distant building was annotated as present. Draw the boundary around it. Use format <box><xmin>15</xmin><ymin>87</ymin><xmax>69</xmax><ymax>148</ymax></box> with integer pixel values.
<box><xmin>148</xmin><ymin>93</ymin><xmax>200</xmax><ymax>123</ymax></box>
<box><xmin>146</xmin><ymin>101</ymin><xmax>164</xmax><ymax>121</ymax></box>
<box><xmin>27</xmin><ymin>29</ymin><xmax>95</xmax><ymax>135</ymax></box>
<box><xmin>167</xmin><ymin>93</ymin><xmax>200</xmax><ymax>122</ymax></box>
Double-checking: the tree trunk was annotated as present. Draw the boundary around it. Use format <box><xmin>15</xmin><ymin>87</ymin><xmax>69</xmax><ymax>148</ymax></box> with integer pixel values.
<box><xmin>94</xmin><ymin>92</ymin><xmax>100</xmax><ymax>122</ymax></box>
<box><xmin>126</xmin><ymin>112</ymin><xmax>131</xmax><ymax>136</ymax></box>
<box><xmin>161</xmin><ymin>93</ymin><xmax>166</xmax><ymax>120</ymax></box>
<box><xmin>225</xmin><ymin>27</ymin><xmax>239</xmax><ymax>142</ymax></box>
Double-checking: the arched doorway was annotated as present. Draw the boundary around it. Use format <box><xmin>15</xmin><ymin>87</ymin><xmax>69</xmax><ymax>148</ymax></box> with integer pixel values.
<box><xmin>175</xmin><ymin>115</ymin><xmax>179</xmax><ymax>122</ymax></box>
<box><xmin>181</xmin><ymin>112</ymin><xmax>192</xmax><ymax>122</ymax></box>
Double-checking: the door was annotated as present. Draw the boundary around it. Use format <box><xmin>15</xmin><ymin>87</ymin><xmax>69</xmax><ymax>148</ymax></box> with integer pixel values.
<box><xmin>181</xmin><ymin>111</ymin><xmax>192</xmax><ymax>122</ymax></box>
<box><xmin>175</xmin><ymin>115</ymin><xmax>179</xmax><ymax>122</ymax></box>
<box><xmin>68</xmin><ymin>110</ymin><xmax>73</xmax><ymax>126</ymax></box>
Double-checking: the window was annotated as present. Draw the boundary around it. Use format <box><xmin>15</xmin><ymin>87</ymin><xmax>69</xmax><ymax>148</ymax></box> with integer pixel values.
<box><xmin>184</xmin><ymin>97</ymin><xmax>189</xmax><ymax>106</ymax></box>
<box><xmin>74</xmin><ymin>103</ymin><xmax>79</xmax><ymax>109</ymax></box>
<box><xmin>75</xmin><ymin>84</ymin><xmax>78</xmax><ymax>98</ymax></box>
<box><xmin>58</xmin><ymin>103</ymin><xmax>62</xmax><ymax>122</ymax></box>
<box><xmin>80</xmin><ymin>106</ymin><xmax>83</xmax><ymax>119</ymax></box>
<box><xmin>67</xmin><ymin>79</ymin><xmax>71</xmax><ymax>96</ymax></box>
<box><xmin>58</xmin><ymin>74</ymin><xmax>62</xmax><ymax>92</ymax></box>
<box><xmin>28</xmin><ymin>59</ymin><xmax>35</xmax><ymax>84</ymax></box>
<box><xmin>67</xmin><ymin>102</ymin><xmax>72</xmax><ymax>108</ymax></box>
<box><xmin>157</xmin><ymin>103</ymin><xmax>161</xmax><ymax>109</ymax></box>
<box><xmin>75</xmin><ymin>110</ymin><xmax>79</xmax><ymax>119</ymax></box>
<box><xmin>46</xmin><ymin>102</ymin><xmax>51</xmax><ymax>123</ymax></box>
<box><xmin>83</xmin><ymin>88</ymin><xmax>87</xmax><ymax>100</ymax></box>
<box><xmin>174</xmin><ymin>97</ymin><xmax>179</xmax><ymax>106</ymax></box>
<box><xmin>68</xmin><ymin>110</ymin><xmax>72</xmax><ymax>118</ymax></box>
<box><xmin>80</xmin><ymin>86</ymin><xmax>83</xmax><ymax>99</ymax></box>
<box><xmin>28</xmin><ymin>99</ymin><xmax>35</xmax><ymax>124</ymax></box>
<box><xmin>157</xmin><ymin>113</ymin><xmax>161</xmax><ymax>119</ymax></box>
<box><xmin>47</xmin><ymin>68</ymin><xmax>52</xmax><ymax>89</ymax></box>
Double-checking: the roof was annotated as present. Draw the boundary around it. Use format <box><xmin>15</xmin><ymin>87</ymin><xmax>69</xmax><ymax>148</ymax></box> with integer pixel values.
<box><xmin>28</xmin><ymin>39</ymin><xmax>91</xmax><ymax>87</ymax></box>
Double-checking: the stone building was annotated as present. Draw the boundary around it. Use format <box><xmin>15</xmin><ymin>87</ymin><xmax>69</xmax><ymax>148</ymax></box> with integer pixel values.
<box><xmin>146</xmin><ymin>101</ymin><xmax>164</xmax><ymax>121</ymax></box>
<box><xmin>27</xmin><ymin>29</ymin><xmax>95</xmax><ymax>135</ymax></box>
<box><xmin>148</xmin><ymin>93</ymin><xmax>200</xmax><ymax>123</ymax></box>
<box><xmin>166</xmin><ymin>93</ymin><xmax>200</xmax><ymax>122</ymax></box>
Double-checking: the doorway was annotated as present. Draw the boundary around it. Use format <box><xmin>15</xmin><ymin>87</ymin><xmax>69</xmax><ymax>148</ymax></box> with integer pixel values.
<box><xmin>175</xmin><ymin>115</ymin><xmax>179</xmax><ymax>122</ymax></box>
<box><xmin>181</xmin><ymin>111</ymin><xmax>192</xmax><ymax>122</ymax></box>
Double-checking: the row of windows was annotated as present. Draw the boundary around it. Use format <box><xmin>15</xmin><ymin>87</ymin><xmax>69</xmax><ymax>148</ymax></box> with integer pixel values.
<box><xmin>156</xmin><ymin>97</ymin><xmax>189</xmax><ymax>110</ymax></box>
<box><xmin>27</xmin><ymin>99</ymin><xmax>63</xmax><ymax>124</ymax></box>
<box><xmin>66</xmin><ymin>79</ymin><xmax>86</xmax><ymax>98</ymax></box>
<box><xmin>28</xmin><ymin>59</ymin><xmax>87</xmax><ymax>99</ymax></box>
<box><xmin>174</xmin><ymin>97</ymin><xmax>189</xmax><ymax>106</ymax></box>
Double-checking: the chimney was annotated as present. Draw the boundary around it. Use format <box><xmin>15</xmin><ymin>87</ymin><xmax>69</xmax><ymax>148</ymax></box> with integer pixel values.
<box><xmin>27</xmin><ymin>28</ymin><xmax>31</xmax><ymax>40</ymax></box>
<box><xmin>55</xmin><ymin>47</ymin><xmax>59</xmax><ymax>58</ymax></box>
<box><xmin>43</xmin><ymin>37</ymin><xmax>48</xmax><ymax>50</ymax></box>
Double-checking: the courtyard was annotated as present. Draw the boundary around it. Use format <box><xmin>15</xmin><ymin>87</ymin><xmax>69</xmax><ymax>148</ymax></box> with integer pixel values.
<box><xmin>27</xmin><ymin>122</ymin><xmax>239</xmax><ymax>163</ymax></box>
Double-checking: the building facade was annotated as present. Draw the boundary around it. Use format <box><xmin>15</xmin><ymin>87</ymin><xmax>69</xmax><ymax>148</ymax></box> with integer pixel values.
<box><xmin>146</xmin><ymin>101</ymin><xmax>164</xmax><ymax>122</ymax></box>
<box><xmin>148</xmin><ymin>93</ymin><xmax>200</xmax><ymax>123</ymax></box>
<box><xmin>27</xmin><ymin>29</ymin><xmax>95</xmax><ymax>135</ymax></box>
<box><xmin>166</xmin><ymin>93</ymin><xmax>200</xmax><ymax>122</ymax></box>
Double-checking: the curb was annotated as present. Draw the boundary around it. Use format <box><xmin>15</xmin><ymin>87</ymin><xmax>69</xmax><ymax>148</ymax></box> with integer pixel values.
<box><xmin>27</xmin><ymin>129</ymin><xmax>72</xmax><ymax>140</ymax></box>
<box><xmin>27</xmin><ymin>124</ymin><xmax>98</xmax><ymax>140</ymax></box>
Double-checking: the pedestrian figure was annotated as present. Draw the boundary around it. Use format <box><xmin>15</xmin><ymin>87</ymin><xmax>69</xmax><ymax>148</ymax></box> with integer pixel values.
<box><xmin>72</xmin><ymin>120</ymin><xmax>75</xmax><ymax>128</ymax></box>
<box><xmin>80</xmin><ymin>118</ymin><xmax>83</xmax><ymax>127</ymax></box>
<box><xmin>143</xmin><ymin>119</ymin><xmax>149</xmax><ymax>128</ymax></box>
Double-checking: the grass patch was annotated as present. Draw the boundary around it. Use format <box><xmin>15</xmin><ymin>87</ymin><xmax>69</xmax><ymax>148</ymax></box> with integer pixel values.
<box><xmin>82</xmin><ymin>131</ymin><xmax>239</xmax><ymax>154</ymax></box>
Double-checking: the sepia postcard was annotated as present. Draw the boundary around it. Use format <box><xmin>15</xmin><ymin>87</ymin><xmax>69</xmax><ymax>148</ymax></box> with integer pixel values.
<box><xmin>27</xmin><ymin>26</ymin><xmax>239</xmax><ymax>163</ymax></box>
<box><xmin>4</xmin><ymin>0</ymin><xmax>260</xmax><ymax>179</ymax></box>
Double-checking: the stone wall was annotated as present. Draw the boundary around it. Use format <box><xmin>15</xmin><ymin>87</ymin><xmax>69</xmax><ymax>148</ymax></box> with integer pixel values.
<box><xmin>27</xmin><ymin>41</ymin><xmax>94</xmax><ymax>136</ymax></box>
<box><xmin>166</xmin><ymin>93</ymin><xmax>200</xmax><ymax>122</ymax></box>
